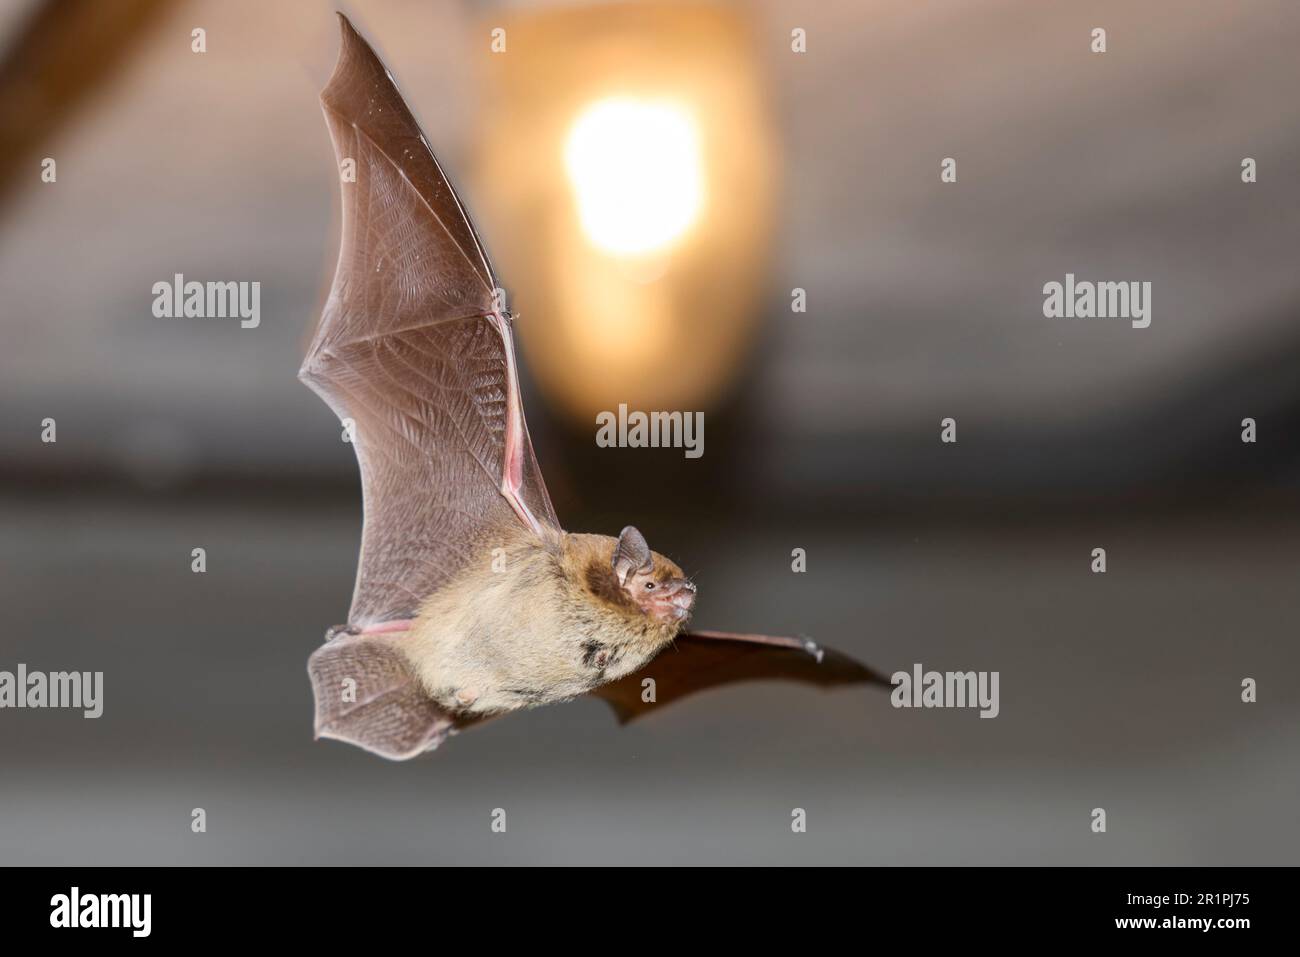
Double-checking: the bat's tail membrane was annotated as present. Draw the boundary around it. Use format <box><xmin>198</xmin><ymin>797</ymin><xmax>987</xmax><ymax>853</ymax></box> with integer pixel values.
<box><xmin>308</xmin><ymin>633</ymin><xmax>455</xmax><ymax>760</ymax></box>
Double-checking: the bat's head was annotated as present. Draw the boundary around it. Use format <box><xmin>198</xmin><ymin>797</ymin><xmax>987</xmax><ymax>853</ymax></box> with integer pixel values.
<box><xmin>610</xmin><ymin>525</ymin><xmax>696</xmax><ymax>625</ymax></box>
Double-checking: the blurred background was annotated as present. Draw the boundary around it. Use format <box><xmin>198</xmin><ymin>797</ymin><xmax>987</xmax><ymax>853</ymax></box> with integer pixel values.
<box><xmin>2</xmin><ymin>0</ymin><xmax>1299</xmax><ymax>865</ymax></box>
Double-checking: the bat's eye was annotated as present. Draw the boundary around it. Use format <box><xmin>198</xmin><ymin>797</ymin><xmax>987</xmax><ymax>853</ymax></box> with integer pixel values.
<box><xmin>644</xmin><ymin>582</ymin><xmax>656</xmax><ymax>591</ymax></box>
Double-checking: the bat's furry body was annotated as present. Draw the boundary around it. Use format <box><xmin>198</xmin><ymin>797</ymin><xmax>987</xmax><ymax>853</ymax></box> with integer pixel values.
<box><xmin>301</xmin><ymin>16</ymin><xmax>879</xmax><ymax>759</ymax></box>
<box><xmin>406</xmin><ymin>527</ymin><xmax>685</xmax><ymax>715</ymax></box>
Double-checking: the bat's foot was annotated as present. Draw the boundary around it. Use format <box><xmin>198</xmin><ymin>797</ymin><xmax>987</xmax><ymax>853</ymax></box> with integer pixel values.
<box><xmin>455</xmin><ymin>688</ymin><xmax>478</xmax><ymax>708</ymax></box>
<box><xmin>324</xmin><ymin>623</ymin><xmax>359</xmax><ymax>643</ymax></box>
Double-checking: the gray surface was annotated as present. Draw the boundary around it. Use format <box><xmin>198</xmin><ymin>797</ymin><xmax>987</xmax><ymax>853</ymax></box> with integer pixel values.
<box><xmin>1</xmin><ymin>494</ymin><xmax>1294</xmax><ymax>865</ymax></box>
<box><xmin>1</xmin><ymin>0</ymin><xmax>1298</xmax><ymax>499</ymax></box>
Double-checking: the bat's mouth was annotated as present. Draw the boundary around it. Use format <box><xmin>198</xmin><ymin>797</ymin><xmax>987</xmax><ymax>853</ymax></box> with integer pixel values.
<box><xmin>662</xmin><ymin>579</ymin><xmax>697</xmax><ymax>622</ymax></box>
<box><xmin>630</xmin><ymin>571</ymin><xmax>697</xmax><ymax>624</ymax></box>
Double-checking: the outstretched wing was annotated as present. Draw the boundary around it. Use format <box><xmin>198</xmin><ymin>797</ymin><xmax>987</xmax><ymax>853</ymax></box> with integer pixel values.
<box><xmin>590</xmin><ymin>630</ymin><xmax>887</xmax><ymax>724</ymax></box>
<box><xmin>301</xmin><ymin>14</ymin><xmax>558</xmax><ymax>627</ymax></box>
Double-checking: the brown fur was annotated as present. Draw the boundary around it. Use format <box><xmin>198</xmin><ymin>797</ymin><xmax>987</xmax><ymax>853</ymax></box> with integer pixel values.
<box><xmin>399</xmin><ymin>522</ymin><xmax>688</xmax><ymax>716</ymax></box>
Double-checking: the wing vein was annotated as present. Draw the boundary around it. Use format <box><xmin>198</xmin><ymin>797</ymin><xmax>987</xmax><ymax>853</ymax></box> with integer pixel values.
<box><xmin>324</xmin><ymin>103</ymin><xmax>494</xmax><ymax>295</ymax></box>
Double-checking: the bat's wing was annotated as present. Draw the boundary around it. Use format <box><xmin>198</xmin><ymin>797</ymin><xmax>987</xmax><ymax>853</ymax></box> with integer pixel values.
<box><xmin>301</xmin><ymin>14</ymin><xmax>558</xmax><ymax>628</ymax></box>
<box><xmin>308</xmin><ymin>634</ymin><xmax>457</xmax><ymax>760</ymax></box>
<box><xmin>590</xmin><ymin>630</ymin><xmax>888</xmax><ymax>724</ymax></box>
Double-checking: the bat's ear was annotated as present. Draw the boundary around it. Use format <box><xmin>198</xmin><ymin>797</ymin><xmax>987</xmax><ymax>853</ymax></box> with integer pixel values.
<box><xmin>613</xmin><ymin>525</ymin><xmax>653</xmax><ymax>586</ymax></box>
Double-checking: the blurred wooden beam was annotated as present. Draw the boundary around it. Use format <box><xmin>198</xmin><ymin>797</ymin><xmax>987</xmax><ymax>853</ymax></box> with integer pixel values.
<box><xmin>0</xmin><ymin>0</ymin><xmax>174</xmax><ymax>210</ymax></box>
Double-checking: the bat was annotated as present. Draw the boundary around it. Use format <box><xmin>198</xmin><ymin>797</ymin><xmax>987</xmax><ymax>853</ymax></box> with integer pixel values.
<box><xmin>300</xmin><ymin>14</ymin><xmax>884</xmax><ymax>760</ymax></box>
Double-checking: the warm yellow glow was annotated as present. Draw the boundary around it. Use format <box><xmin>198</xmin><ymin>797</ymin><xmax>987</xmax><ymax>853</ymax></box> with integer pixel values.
<box><xmin>563</xmin><ymin>97</ymin><xmax>704</xmax><ymax>256</ymax></box>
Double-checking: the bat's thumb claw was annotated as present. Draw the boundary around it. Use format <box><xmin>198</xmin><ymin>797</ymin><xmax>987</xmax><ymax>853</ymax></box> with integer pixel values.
<box><xmin>799</xmin><ymin>637</ymin><xmax>826</xmax><ymax>664</ymax></box>
<box><xmin>324</xmin><ymin>623</ymin><xmax>360</xmax><ymax>643</ymax></box>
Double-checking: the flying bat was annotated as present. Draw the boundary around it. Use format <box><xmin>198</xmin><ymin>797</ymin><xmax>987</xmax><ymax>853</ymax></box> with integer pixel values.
<box><xmin>301</xmin><ymin>14</ymin><xmax>881</xmax><ymax>759</ymax></box>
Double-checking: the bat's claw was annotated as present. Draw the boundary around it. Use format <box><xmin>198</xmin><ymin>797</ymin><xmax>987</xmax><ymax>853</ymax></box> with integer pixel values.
<box><xmin>324</xmin><ymin>623</ymin><xmax>360</xmax><ymax>643</ymax></box>
<box><xmin>799</xmin><ymin>636</ymin><xmax>826</xmax><ymax>664</ymax></box>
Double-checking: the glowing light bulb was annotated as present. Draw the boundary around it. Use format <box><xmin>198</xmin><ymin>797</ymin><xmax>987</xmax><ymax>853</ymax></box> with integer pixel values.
<box><xmin>563</xmin><ymin>97</ymin><xmax>704</xmax><ymax>256</ymax></box>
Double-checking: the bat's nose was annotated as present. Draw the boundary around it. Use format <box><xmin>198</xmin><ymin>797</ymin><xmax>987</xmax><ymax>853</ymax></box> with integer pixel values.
<box><xmin>670</xmin><ymin>579</ymin><xmax>696</xmax><ymax>613</ymax></box>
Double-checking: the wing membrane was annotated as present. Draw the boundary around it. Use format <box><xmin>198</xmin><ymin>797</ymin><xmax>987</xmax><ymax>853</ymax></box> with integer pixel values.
<box><xmin>591</xmin><ymin>630</ymin><xmax>887</xmax><ymax>723</ymax></box>
<box><xmin>301</xmin><ymin>15</ymin><xmax>557</xmax><ymax>626</ymax></box>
